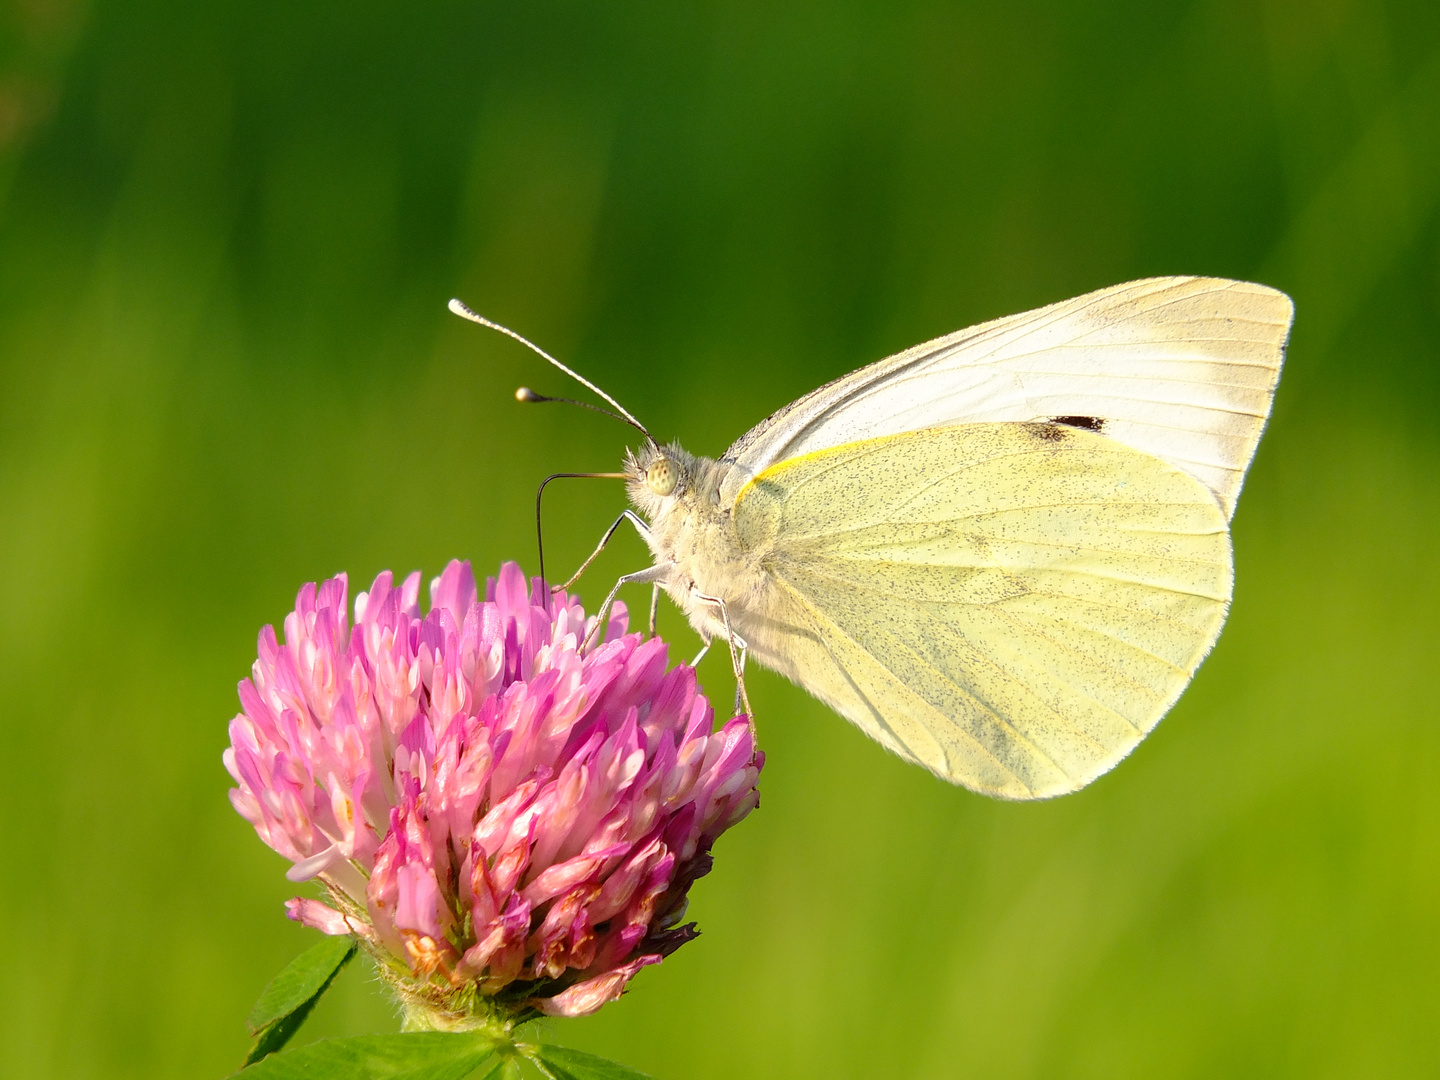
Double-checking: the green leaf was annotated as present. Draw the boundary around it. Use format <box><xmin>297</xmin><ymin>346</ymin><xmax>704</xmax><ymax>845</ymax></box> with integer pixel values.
<box><xmin>247</xmin><ymin>936</ymin><xmax>357</xmax><ymax>1033</ymax></box>
<box><xmin>529</xmin><ymin>1045</ymin><xmax>655</xmax><ymax>1080</ymax></box>
<box><xmin>233</xmin><ymin>1032</ymin><xmax>497</xmax><ymax>1080</ymax></box>
<box><xmin>477</xmin><ymin>1058</ymin><xmax>523</xmax><ymax>1080</ymax></box>
<box><xmin>242</xmin><ymin>937</ymin><xmax>357</xmax><ymax>1065</ymax></box>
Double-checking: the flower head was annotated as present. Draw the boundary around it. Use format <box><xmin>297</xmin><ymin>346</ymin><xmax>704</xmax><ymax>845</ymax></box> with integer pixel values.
<box><xmin>225</xmin><ymin>561</ymin><xmax>762</xmax><ymax>1027</ymax></box>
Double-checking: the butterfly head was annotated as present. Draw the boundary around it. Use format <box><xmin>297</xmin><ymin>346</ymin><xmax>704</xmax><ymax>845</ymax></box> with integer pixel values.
<box><xmin>626</xmin><ymin>440</ymin><xmax>709</xmax><ymax>518</ymax></box>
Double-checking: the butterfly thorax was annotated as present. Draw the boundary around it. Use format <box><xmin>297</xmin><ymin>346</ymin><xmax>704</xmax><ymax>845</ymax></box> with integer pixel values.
<box><xmin>625</xmin><ymin>440</ymin><xmax>774</xmax><ymax>646</ymax></box>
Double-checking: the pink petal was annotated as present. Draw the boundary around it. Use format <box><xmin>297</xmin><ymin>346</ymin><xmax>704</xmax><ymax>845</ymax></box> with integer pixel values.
<box><xmin>285</xmin><ymin>897</ymin><xmax>353</xmax><ymax>936</ymax></box>
<box><xmin>533</xmin><ymin>955</ymin><xmax>663</xmax><ymax>1017</ymax></box>
<box><xmin>521</xmin><ymin>844</ymin><xmax>627</xmax><ymax>908</ymax></box>
<box><xmin>287</xmin><ymin>843</ymin><xmax>341</xmax><ymax>882</ymax></box>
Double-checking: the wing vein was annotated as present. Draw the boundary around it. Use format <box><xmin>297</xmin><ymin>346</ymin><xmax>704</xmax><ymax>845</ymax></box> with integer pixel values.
<box><xmin>779</xmin><ymin>564</ymin><xmax>1117</xmax><ymax>761</ymax></box>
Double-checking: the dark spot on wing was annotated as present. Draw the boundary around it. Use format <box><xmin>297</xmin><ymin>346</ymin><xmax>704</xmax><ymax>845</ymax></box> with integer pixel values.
<box><xmin>1032</xmin><ymin>423</ymin><xmax>1068</xmax><ymax>442</ymax></box>
<box><xmin>1051</xmin><ymin>415</ymin><xmax>1105</xmax><ymax>432</ymax></box>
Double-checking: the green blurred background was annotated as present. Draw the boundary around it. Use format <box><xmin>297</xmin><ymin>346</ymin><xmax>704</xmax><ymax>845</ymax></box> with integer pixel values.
<box><xmin>2</xmin><ymin>0</ymin><xmax>1439</xmax><ymax>1077</ymax></box>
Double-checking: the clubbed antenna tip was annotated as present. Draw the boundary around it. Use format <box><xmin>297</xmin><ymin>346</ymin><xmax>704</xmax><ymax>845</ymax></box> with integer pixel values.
<box><xmin>448</xmin><ymin>298</ymin><xmax>652</xmax><ymax>442</ymax></box>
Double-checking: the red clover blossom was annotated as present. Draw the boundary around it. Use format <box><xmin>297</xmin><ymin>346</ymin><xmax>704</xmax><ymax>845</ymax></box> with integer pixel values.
<box><xmin>225</xmin><ymin>561</ymin><xmax>762</xmax><ymax>1029</ymax></box>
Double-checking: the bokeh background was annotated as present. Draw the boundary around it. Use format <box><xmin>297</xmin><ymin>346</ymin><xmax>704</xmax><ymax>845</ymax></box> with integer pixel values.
<box><xmin>3</xmin><ymin>0</ymin><xmax>1439</xmax><ymax>1077</ymax></box>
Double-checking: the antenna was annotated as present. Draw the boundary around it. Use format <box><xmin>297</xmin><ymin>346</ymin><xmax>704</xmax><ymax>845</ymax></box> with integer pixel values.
<box><xmin>514</xmin><ymin>386</ymin><xmax>648</xmax><ymax>435</ymax></box>
<box><xmin>448</xmin><ymin>299</ymin><xmax>652</xmax><ymax>441</ymax></box>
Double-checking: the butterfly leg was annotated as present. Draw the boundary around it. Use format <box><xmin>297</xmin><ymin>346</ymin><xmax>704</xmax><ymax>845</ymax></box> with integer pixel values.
<box><xmin>648</xmin><ymin>584</ymin><xmax>661</xmax><ymax>637</ymax></box>
<box><xmin>691</xmin><ymin>590</ymin><xmax>753</xmax><ymax>721</ymax></box>
<box><xmin>690</xmin><ymin>637</ymin><xmax>711</xmax><ymax>667</ymax></box>
<box><xmin>556</xmin><ymin>510</ymin><xmax>652</xmax><ymax>593</ymax></box>
<box><xmin>582</xmin><ymin>564</ymin><xmax>670</xmax><ymax>651</ymax></box>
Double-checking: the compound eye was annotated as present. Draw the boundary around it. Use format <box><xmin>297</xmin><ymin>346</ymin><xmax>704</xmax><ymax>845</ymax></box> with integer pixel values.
<box><xmin>645</xmin><ymin>457</ymin><xmax>678</xmax><ymax>496</ymax></box>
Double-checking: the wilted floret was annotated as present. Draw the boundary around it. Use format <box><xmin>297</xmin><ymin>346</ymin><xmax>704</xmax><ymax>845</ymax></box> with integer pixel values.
<box><xmin>225</xmin><ymin>561</ymin><xmax>762</xmax><ymax>1025</ymax></box>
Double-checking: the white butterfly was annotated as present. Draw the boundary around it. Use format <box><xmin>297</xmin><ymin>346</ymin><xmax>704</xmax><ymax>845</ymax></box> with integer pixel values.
<box><xmin>453</xmin><ymin>276</ymin><xmax>1292</xmax><ymax>799</ymax></box>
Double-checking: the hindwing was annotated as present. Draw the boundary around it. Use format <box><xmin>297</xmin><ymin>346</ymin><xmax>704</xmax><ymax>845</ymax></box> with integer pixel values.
<box><xmin>732</xmin><ymin>423</ymin><xmax>1232</xmax><ymax>798</ymax></box>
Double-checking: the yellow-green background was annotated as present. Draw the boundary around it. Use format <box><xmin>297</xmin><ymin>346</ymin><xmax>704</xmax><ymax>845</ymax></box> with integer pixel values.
<box><xmin>3</xmin><ymin>1</ymin><xmax>1438</xmax><ymax>1077</ymax></box>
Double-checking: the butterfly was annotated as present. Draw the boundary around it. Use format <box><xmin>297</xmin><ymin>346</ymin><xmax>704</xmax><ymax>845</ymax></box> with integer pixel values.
<box><xmin>452</xmin><ymin>276</ymin><xmax>1292</xmax><ymax>799</ymax></box>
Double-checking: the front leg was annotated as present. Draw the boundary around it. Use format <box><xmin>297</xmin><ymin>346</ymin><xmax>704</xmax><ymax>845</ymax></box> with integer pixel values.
<box><xmin>558</xmin><ymin>510</ymin><xmax>652</xmax><ymax>592</ymax></box>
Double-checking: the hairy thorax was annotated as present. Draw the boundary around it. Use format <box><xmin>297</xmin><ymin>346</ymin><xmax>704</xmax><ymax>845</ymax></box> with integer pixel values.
<box><xmin>625</xmin><ymin>441</ymin><xmax>774</xmax><ymax>648</ymax></box>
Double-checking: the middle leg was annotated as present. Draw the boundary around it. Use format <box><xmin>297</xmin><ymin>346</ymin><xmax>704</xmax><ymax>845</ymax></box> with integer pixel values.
<box><xmin>582</xmin><ymin>564</ymin><xmax>671</xmax><ymax>651</ymax></box>
<box><xmin>691</xmin><ymin>589</ymin><xmax>753</xmax><ymax>722</ymax></box>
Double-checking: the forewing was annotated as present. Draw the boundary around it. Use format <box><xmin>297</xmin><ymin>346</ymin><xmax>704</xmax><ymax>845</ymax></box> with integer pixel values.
<box><xmin>733</xmin><ymin>424</ymin><xmax>1232</xmax><ymax>798</ymax></box>
<box><xmin>722</xmin><ymin>277</ymin><xmax>1292</xmax><ymax>519</ymax></box>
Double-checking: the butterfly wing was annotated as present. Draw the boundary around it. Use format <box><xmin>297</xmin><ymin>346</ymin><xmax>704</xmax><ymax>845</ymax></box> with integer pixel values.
<box><xmin>722</xmin><ymin>277</ymin><xmax>1292</xmax><ymax>520</ymax></box>
<box><xmin>732</xmin><ymin>423</ymin><xmax>1232</xmax><ymax>798</ymax></box>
